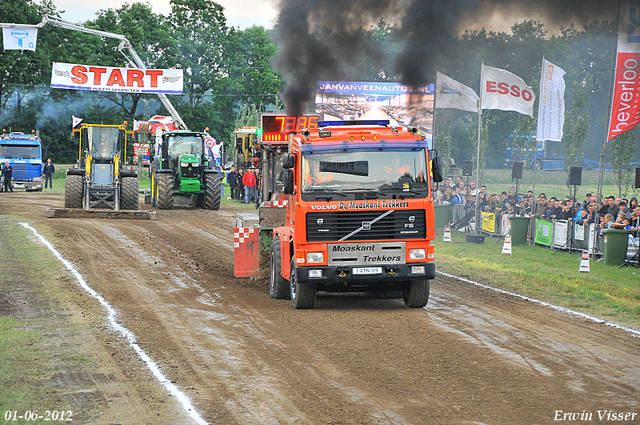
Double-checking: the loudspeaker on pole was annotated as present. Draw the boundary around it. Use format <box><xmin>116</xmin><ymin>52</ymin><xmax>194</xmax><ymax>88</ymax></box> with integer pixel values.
<box><xmin>569</xmin><ymin>166</ymin><xmax>582</xmax><ymax>186</ymax></box>
<box><xmin>462</xmin><ymin>161</ymin><xmax>473</xmax><ymax>177</ymax></box>
<box><xmin>511</xmin><ymin>162</ymin><xmax>523</xmax><ymax>180</ymax></box>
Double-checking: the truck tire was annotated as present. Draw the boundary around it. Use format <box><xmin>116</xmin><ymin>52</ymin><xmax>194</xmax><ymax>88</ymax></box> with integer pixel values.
<box><xmin>204</xmin><ymin>173</ymin><xmax>222</xmax><ymax>210</ymax></box>
<box><xmin>269</xmin><ymin>238</ymin><xmax>289</xmax><ymax>299</ymax></box>
<box><xmin>157</xmin><ymin>173</ymin><xmax>174</xmax><ymax>210</ymax></box>
<box><xmin>534</xmin><ymin>159</ymin><xmax>542</xmax><ymax>171</ymax></box>
<box><xmin>290</xmin><ymin>257</ymin><xmax>316</xmax><ymax>309</ymax></box>
<box><xmin>64</xmin><ymin>174</ymin><xmax>83</xmax><ymax>209</ymax></box>
<box><xmin>120</xmin><ymin>177</ymin><xmax>139</xmax><ymax>210</ymax></box>
<box><xmin>402</xmin><ymin>279</ymin><xmax>430</xmax><ymax>308</ymax></box>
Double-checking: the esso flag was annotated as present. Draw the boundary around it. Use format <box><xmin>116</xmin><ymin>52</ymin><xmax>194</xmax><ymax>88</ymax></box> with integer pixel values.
<box><xmin>608</xmin><ymin>0</ymin><xmax>640</xmax><ymax>141</ymax></box>
<box><xmin>51</xmin><ymin>62</ymin><xmax>183</xmax><ymax>94</ymax></box>
<box><xmin>481</xmin><ymin>64</ymin><xmax>535</xmax><ymax>117</ymax></box>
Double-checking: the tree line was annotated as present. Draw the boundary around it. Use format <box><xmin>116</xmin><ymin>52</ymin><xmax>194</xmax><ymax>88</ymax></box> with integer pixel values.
<box><xmin>1</xmin><ymin>0</ymin><xmax>637</xmax><ymax>180</ymax></box>
<box><xmin>0</xmin><ymin>0</ymin><xmax>281</xmax><ymax>162</ymax></box>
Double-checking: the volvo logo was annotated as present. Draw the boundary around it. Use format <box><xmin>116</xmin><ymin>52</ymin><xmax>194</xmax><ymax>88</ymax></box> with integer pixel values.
<box><xmin>408</xmin><ymin>216</ymin><xmax>415</xmax><ymax>223</ymax></box>
<box><xmin>317</xmin><ymin>218</ymin><xmax>324</xmax><ymax>225</ymax></box>
<box><xmin>362</xmin><ymin>221</ymin><xmax>372</xmax><ymax>230</ymax></box>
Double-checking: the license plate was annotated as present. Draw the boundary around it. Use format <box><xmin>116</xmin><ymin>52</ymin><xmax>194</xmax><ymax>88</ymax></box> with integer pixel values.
<box><xmin>352</xmin><ymin>267</ymin><xmax>382</xmax><ymax>275</ymax></box>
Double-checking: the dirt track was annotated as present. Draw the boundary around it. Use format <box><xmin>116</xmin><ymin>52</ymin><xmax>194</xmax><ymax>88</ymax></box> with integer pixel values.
<box><xmin>1</xmin><ymin>191</ymin><xmax>640</xmax><ymax>425</ymax></box>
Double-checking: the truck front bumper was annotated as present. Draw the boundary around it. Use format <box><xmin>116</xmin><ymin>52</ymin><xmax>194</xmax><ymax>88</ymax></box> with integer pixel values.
<box><xmin>9</xmin><ymin>181</ymin><xmax>42</xmax><ymax>191</ymax></box>
<box><xmin>295</xmin><ymin>262</ymin><xmax>435</xmax><ymax>287</ymax></box>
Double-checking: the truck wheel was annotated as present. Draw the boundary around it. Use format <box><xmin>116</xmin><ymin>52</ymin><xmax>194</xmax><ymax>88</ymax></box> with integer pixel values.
<box><xmin>157</xmin><ymin>173</ymin><xmax>174</xmax><ymax>210</ymax></box>
<box><xmin>290</xmin><ymin>257</ymin><xmax>316</xmax><ymax>309</ymax></box>
<box><xmin>402</xmin><ymin>279</ymin><xmax>430</xmax><ymax>308</ymax></box>
<box><xmin>64</xmin><ymin>174</ymin><xmax>83</xmax><ymax>209</ymax></box>
<box><xmin>120</xmin><ymin>177</ymin><xmax>139</xmax><ymax>210</ymax></box>
<box><xmin>269</xmin><ymin>238</ymin><xmax>289</xmax><ymax>299</ymax></box>
<box><xmin>204</xmin><ymin>173</ymin><xmax>222</xmax><ymax>210</ymax></box>
<box><xmin>534</xmin><ymin>159</ymin><xmax>542</xmax><ymax>171</ymax></box>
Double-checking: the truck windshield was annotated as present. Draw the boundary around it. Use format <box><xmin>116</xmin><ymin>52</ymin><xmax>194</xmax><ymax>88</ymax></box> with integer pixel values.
<box><xmin>0</xmin><ymin>144</ymin><xmax>40</xmax><ymax>158</ymax></box>
<box><xmin>167</xmin><ymin>135</ymin><xmax>203</xmax><ymax>156</ymax></box>
<box><xmin>301</xmin><ymin>149</ymin><xmax>429</xmax><ymax>196</ymax></box>
<box><xmin>88</xmin><ymin>127</ymin><xmax>120</xmax><ymax>158</ymax></box>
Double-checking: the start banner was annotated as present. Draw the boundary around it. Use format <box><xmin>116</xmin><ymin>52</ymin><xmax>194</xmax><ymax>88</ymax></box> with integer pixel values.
<box><xmin>50</xmin><ymin>62</ymin><xmax>183</xmax><ymax>94</ymax></box>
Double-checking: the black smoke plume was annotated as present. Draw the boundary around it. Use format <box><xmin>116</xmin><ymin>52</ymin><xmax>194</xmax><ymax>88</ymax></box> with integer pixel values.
<box><xmin>273</xmin><ymin>0</ymin><xmax>616</xmax><ymax>116</ymax></box>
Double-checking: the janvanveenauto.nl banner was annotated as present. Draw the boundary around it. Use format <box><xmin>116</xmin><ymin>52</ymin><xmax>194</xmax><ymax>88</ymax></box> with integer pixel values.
<box><xmin>50</xmin><ymin>62</ymin><xmax>183</xmax><ymax>94</ymax></box>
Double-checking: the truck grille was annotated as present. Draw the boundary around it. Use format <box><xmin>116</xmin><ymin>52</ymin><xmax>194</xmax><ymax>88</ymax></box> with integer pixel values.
<box><xmin>11</xmin><ymin>163</ymin><xmax>38</xmax><ymax>181</ymax></box>
<box><xmin>306</xmin><ymin>209</ymin><xmax>426</xmax><ymax>242</ymax></box>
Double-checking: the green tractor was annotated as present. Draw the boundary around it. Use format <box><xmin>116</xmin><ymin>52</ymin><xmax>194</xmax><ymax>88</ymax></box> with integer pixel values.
<box><xmin>65</xmin><ymin>123</ymin><xmax>139</xmax><ymax>211</ymax></box>
<box><xmin>149</xmin><ymin>130</ymin><xmax>222</xmax><ymax>210</ymax></box>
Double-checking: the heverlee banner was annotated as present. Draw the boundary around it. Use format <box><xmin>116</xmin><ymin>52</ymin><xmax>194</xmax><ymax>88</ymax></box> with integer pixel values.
<box><xmin>608</xmin><ymin>0</ymin><xmax>640</xmax><ymax>141</ymax></box>
<box><xmin>51</xmin><ymin>62</ymin><xmax>183</xmax><ymax>94</ymax></box>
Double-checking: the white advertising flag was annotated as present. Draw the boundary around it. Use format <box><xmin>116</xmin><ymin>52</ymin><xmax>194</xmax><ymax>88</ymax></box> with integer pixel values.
<box><xmin>537</xmin><ymin>59</ymin><xmax>566</xmax><ymax>142</ymax></box>
<box><xmin>51</xmin><ymin>62</ymin><xmax>183</xmax><ymax>94</ymax></box>
<box><xmin>481</xmin><ymin>64</ymin><xmax>535</xmax><ymax>117</ymax></box>
<box><xmin>72</xmin><ymin>116</ymin><xmax>83</xmax><ymax>128</ymax></box>
<box><xmin>2</xmin><ymin>26</ymin><xmax>38</xmax><ymax>51</ymax></box>
<box><xmin>435</xmin><ymin>72</ymin><xmax>479</xmax><ymax>113</ymax></box>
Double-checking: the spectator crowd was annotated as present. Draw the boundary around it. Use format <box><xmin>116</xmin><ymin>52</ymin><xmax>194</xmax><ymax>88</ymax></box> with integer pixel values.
<box><xmin>433</xmin><ymin>176</ymin><xmax>640</xmax><ymax>238</ymax></box>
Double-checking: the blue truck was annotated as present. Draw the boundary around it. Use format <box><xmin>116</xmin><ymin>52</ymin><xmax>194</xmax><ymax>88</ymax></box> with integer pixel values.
<box><xmin>505</xmin><ymin>134</ymin><xmax>600</xmax><ymax>171</ymax></box>
<box><xmin>0</xmin><ymin>131</ymin><xmax>44</xmax><ymax>191</ymax></box>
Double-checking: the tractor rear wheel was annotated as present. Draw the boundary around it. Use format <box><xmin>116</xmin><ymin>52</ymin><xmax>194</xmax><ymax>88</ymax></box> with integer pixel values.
<box><xmin>120</xmin><ymin>177</ymin><xmax>139</xmax><ymax>210</ymax></box>
<box><xmin>204</xmin><ymin>173</ymin><xmax>222</xmax><ymax>210</ymax></box>
<box><xmin>156</xmin><ymin>173</ymin><xmax>174</xmax><ymax>210</ymax></box>
<box><xmin>64</xmin><ymin>174</ymin><xmax>83</xmax><ymax>209</ymax></box>
<box><xmin>402</xmin><ymin>279</ymin><xmax>430</xmax><ymax>308</ymax></box>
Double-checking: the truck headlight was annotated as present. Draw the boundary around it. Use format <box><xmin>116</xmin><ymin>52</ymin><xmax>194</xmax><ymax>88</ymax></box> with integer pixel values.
<box><xmin>409</xmin><ymin>249</ymin><xmax>426</xmax><ymax>260</ymax></box>
<box><xmin>307</xmin><ymin>252</ymin><xmax>323</xmax><ymax>263</ymax></box>
<box><xmin>34</xmin><ymin>177</ymin><xmax>42</xmax><ymax>181</ymax></box>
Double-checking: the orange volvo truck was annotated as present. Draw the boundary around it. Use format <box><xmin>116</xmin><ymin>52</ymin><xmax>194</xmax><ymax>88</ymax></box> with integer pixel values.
<box><xmin>270</xmin><ymin>120</ymin><xmax>444</xmax><ymax>309</ymax></box>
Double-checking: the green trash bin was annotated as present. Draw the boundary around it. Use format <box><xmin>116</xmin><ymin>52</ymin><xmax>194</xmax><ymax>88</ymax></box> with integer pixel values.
<box><xmin>434</xmin><ymin>205</ymin><xmax>451</xmax><ymax>229</ymax></box>
<box><xmin>602</xmin><ymin>228</ymin><xmax>632</xmax><ymax>266</ymax></box>
<box><xmin>509</xmin><ymin>216</ymin><xmax>530</xmax><ymax>246</ymax></box>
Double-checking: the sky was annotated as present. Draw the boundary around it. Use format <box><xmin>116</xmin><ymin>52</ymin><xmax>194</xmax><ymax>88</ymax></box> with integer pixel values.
<box><xmin>53</xmin><ymin>0</ymin><xmax>279</xmax><ymax>29</ymax></box>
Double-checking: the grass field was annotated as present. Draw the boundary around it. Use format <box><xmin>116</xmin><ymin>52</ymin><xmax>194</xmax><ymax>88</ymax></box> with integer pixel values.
<box><xmin>434</xmin><ymin>231</ymin><xmax>640</xmax><ymax>327</ymax></box>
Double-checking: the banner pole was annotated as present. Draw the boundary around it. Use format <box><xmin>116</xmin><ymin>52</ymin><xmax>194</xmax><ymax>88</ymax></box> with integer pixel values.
<box><xmin>594</xmin><ymin>0</ymin><xmax>622</xmax><ymax>256</ymax></box>
<box><xmin>475</xmin><ymin>64</ymin><xmax>483</xmax><ymax>236</ymax></box>
<box><xmin>530</xmin><ymin>56</ymin><xmax>545</xmax><ymax>245</ymax></box>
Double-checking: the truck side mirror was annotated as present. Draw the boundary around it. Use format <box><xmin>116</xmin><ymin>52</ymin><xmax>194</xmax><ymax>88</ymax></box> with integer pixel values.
<box><xmin>283</xmin><ymin>169</ymin><xmax>294</xmax><ymax>194</ymax></box>
<box><xmin>431</xmin><ymin>156</ymin><xmax>444</xmax><ymax>183</ymax></box>
<box><xmin>282</xmin><ymin>154</ymin><xmax>295</xmax><ymax>169</ymax></box>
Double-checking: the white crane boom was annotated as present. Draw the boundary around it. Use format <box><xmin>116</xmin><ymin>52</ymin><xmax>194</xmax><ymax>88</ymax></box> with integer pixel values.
<box><xmin>1</xmin><ymin>16</ymin><xmax>188</xmax><ymax>130</ymax></box>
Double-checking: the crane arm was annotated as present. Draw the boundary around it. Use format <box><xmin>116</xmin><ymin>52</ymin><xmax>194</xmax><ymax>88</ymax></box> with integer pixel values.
<box><xmin>26</xmin><ymin>16</ymin><xmax>189</xmax><ymax>130</ymax></box>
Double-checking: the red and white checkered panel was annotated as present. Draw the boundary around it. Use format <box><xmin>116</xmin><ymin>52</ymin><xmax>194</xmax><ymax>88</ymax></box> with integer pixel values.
<box><xmin>234</xmin><ymin>227</ymin><xmax>260</xmax><ymax>277</ymax></box>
